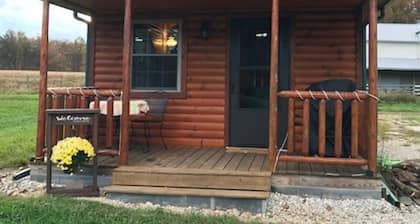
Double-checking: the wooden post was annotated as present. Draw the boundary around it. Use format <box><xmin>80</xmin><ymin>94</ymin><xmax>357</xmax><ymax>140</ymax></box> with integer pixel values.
<box><xmin>368</xmin><ymin>0</ymin><xmax>378</xmax><ymax>174</ymax></box>
<box><xmin>35</xmin><ymin>0</ymin><xmax>50</xmax><ymax>160</ymax></box>
<box><xmin>268</xmin><ymin>0</ymin><xmax>279</xmax><ymax>172</ymax></box>
<box><xmin>287</xmin><ymin>99</ymin><xmax>294</xmax><ymax>155</ymax></box>
<box><xmin>351</xmin><ymin>100</ymin><xmax>359</xmax><ymax>158</ymax></box>
<box><xmin>106</xmin><ymin>97</ymin><xmax>114</xmax><ymax>149</ymax></box>
<box><xmin>119</xmin><ymin>0</ymin><xmax>132</xmax><ymax>165</ymax></box>
<box><xmin>334</xmin><ymin>100</ymin><xmax>343</xmax><ymax>158</ymax></box>
<box><xmin>302</xmin><ymin>99</ymin><xmax>310</xmax><ymax>156</ymax></box>
<box><xmin>318</xmin><ymin>99</ymin><xmax>326</xmax><ymax>157</ymax></box>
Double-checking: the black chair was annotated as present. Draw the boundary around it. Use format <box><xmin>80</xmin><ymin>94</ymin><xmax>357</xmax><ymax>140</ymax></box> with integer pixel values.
<box><xmin>130</xmin><ymin>98</ymin><xmax>168</xmax><ymax>152</ymax></box>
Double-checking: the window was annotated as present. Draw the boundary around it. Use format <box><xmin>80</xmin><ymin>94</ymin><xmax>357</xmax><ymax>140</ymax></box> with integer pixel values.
<box><xmin>131</xmin><ymin>21</ymin><xmax>181</xmax><ymax>92</ymax></box>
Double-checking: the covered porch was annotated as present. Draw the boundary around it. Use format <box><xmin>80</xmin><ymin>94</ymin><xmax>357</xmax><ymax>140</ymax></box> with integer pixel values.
<box><xmin>34</xmin><ymin>0</ymin><xmax>383</xmax><ymax>201</ymax></box>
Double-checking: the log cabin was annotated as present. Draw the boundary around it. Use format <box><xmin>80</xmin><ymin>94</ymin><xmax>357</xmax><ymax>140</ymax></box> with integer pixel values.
<box><xmin>35</xmin><ymin>0</ymin><xmax>385</xmax><ymax>203</ymax></box>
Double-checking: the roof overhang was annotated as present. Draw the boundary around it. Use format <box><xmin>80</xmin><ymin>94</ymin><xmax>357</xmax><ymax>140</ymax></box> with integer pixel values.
<box><xmin>48</xmin><ymin>0</ymin><xmax>388</xmax><ymax>14</ymax></box>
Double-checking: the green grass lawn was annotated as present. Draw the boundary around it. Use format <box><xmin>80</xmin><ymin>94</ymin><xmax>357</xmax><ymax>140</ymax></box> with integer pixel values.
<box><xmin>0</xmin><ymin>196</ymin><xmax>251</xmax><ymax>224</ymax></box>
<box><xmin>0</xmin><ymin>94</ymin><xmax>38</xmax><ymax>168</ymax></box>
<box><xmin>379</xmin><ymin>102</ymin><xmax>420</xmax><ymax>113</ymax></box>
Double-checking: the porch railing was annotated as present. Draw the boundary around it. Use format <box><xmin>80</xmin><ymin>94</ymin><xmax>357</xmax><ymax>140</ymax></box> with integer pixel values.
<box><xmin>45</xmin><ymin>87</ymin><xmax>122</xmax><ymax>156</ymax></box>
<box><xmin>277</xmin><ymin>90</ymin><xmax>370</xmax><ymax>167</ymax></box>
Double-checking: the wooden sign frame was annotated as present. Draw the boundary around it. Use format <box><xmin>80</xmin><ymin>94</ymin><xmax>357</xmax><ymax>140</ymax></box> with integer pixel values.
<box><xmin>45</xmin><ymin>109</ymin><xmax>100</xmax><ymax>196</ymax></box>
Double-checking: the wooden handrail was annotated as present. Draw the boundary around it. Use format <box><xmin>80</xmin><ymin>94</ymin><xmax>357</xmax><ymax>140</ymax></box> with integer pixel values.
<box><xmin>278</xmin><ymin>90</ymin><xmax>367</xmax><ymax>100</ymax></box>
<box><xmin>46</xmin><ymin>87</ymin><xmax>121</xmax><ymax>157</ymax></box>
<box><xmin>47</xmin><ymin>87</ymin><xmax>122</xmax><ymax>97</ymax></box>
<box><xmin>277</xmin><ymin>90</ymin><xmax>368</xmax><ymax>166</ymax></box>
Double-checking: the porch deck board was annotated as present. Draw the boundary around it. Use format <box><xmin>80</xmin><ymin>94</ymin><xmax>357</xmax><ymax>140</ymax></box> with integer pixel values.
<box><xmin>200</xmin><ymin>149</ymin><xmax>226</xmax><ymax>169</ymax></box>
<box><xmin>249</xmin><ymin>154</ymin><xmax>266</xmax><ymax>171</ymax></box>
<box><xmin>276</xmin><ymin>161</ymin><xmax>369</xmax><ymax>177</ymax></box>
<box><xmin>237</xmin><ymin>154</ymin><xmax>256</xmax><ymax>171</ymax></box>
<box><xmin>189</xmin><ymin>148</ymin><xmax>221</xmax><ymax>169</ymax></box>
<box><xmin>177</xmin><ymin>148</ymin><xmax>210</xmax><ymax>168</ymax></box>
<box><xmin>213</xmin><ymin>152</ymin><xmax>235</xmax><ymax>170</ymax></box>
<box><xmin>224</xmin><ymin>153</ymin><xmax>246</xmax><ymax>170</ymax></box>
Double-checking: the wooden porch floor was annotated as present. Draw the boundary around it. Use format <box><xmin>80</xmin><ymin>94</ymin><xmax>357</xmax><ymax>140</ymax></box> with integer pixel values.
<box><xmin>99</xmin><ymin>146</ymin><xmax>270</xmax><ymax>173</ymax></box>
<box><xmin>98</xmin><ymin>146</ymin><xmax>370</xmax><ymax>178</ymax></box>
<box><xmin>95</xmin><ymin>146</ymin><xmax>378</xmax><ymax>199</ymax></box>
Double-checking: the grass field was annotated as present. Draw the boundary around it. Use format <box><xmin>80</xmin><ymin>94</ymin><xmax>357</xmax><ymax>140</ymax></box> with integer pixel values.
<box><xmin>0</xmin><ymin>196</ymin><xmax>250</xmax><ymax>224</ymax></box>
<box><xmin>0</xmin><ymin>70</ymin><xmax>84</xmax><ymax>93</ymax></box>
<box><xmin>0</xmin><ymin>94</ymin><xmax>38</xmax><ymax>168</ymax></box>
<box><xmin>379</xmin><ymin>102</ymin><xmax>420</xmax><ymax>113</ymax></box>
<box><xmin>0</xmin><ymin>70</ymin><xmax>83</xmax><ymax>167</ymax></box>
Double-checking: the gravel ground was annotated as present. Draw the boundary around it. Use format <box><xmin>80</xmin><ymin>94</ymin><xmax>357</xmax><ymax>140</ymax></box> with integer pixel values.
<box><xmin>80</xmin><ymin>193</ymin><xmax>420</xmax><ymax>224</ymax></box>
<box><xmin>1</xmin><ymin>168</ymin><xmax>420</xmax><ymax>223</ymax></box>
<box><xmin>378</xmin><ymin>113</ymin><xmax>420</xmax><ymax>161</ymax></box>
<box><xmin>0</xmin><ymin>168</ymin><xmax>45</xmax><ymax>197</ymax></box>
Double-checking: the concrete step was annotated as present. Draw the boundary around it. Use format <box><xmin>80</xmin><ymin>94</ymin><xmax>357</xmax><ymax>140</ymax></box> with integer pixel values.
<box><xmin>103</xmin><ymin>185</ymin><xmax>269</xmax><ymax>213</ymax></box>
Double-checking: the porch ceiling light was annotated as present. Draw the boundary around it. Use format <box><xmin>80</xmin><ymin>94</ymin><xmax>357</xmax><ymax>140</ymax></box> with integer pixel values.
<box><xmin>73</xmin><ymin>11</ymin><xmax>92</xmax><ymax>23</ymax></box>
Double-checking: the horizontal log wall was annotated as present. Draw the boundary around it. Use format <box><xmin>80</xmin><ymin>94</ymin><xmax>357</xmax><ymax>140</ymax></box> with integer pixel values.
<box><xmin>291</xmin><ymin>12</ymin><xmax>357</xmax><ymax>152</ymax></box>
<box><xmin>94</xmin><ymin>14</ymin><xmax>227</xmax><ymax>147</ymax></box>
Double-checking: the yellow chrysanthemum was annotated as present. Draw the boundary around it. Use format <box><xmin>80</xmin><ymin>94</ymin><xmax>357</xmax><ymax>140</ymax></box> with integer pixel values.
<box><xmin>51</xmin><ymin>137</ymin><xmax>95</xmax><ymax>173</ymax></box>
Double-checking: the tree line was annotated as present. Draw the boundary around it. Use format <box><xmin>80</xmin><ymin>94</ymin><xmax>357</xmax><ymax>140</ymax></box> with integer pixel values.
<box><xmin>381</xmin><ymin>0</ymin><xmax>420</xmax><ymax>23</ymax></box>
<box><xmin>0</xmin><ymin>30</ymin><xmax>86</xmax><ymax>72</ymax></box>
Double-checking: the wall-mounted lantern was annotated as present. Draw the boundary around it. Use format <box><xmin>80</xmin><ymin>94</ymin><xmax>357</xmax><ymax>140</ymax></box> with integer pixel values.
<box><xmin>200</xmin><ymin>20</ymin><xmax>209</xmax><ymax>39</ymax></box>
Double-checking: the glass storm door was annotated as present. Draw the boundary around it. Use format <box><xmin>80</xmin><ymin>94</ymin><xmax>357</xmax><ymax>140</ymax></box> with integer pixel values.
<box><xmin>229</xmin><ymin>18</ymin><xmax>290</xmax><ymax>147</ymax></box>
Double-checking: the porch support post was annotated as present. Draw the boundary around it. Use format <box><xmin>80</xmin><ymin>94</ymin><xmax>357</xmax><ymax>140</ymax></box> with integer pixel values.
<box><xmin>367</xmin><ymin>0</ymin><xmax>378</xmax><ymax>174</ymax></box>
<box><xmin>35</xmin><ymin>0</ymin><xmax>50</xmax><ymax>160</ymax></box>
<box><xmin>268</xmin><ymin>0</ymin><xmax>279</xmax><ymax>172</ymax></box>
<box><xmin>119</xmin><ymin>0</ymin><xmax>132</xmax><ymax>165</ymax></box>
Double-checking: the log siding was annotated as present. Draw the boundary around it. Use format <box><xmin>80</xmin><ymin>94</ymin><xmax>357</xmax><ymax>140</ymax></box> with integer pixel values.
<box><xmin>93</xmin><ymin>14</ymin><xmax>227</xmax><ymax>147</ymax></box>
<box><xmin>92</xmin><ymin>11</ymin><xmax>358</xmax><ymax>149</ymax></box>
<box><xmin>290</xmin><ymin>12</ymin><xmax>358</xmax><ymax>152</ymax></box>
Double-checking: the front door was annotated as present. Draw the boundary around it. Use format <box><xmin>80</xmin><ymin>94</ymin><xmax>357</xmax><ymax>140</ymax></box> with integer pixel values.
<box><xmin>229</xmin><ymin>18</ymin><xmax>290</xmax><ymax>147</ymax></box>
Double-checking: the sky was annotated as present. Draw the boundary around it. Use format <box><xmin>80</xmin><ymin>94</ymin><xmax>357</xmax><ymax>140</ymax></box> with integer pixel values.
<box><xmin>0</xmin><ymin>0</ymin><xmax>87</xmax><ymax>40</ymax></box>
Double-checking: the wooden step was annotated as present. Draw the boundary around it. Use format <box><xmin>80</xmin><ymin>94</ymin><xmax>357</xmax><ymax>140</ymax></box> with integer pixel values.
<box><xmin>104</xmin><ymin>185</ymin><xmax>270</xmax><ymax>199</ymax></box>
<box><xmin>112</xmin><ymin>166</ymin><xmax>271</xmax><ymax>191</ymax></box>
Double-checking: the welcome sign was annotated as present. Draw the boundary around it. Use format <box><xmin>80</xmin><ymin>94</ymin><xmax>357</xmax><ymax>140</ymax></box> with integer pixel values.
<box><xmin>54</xmin><ymin>114</ymin><xmax>92</xmax><ymax>124</ymax></box>
<box><xmin>45</xmin><ymin>108</ymin><xmax>100</xmax><ymax>196</ymax></box>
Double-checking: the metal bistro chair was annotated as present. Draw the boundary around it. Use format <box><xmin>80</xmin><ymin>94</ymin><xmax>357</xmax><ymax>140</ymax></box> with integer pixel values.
<box><xmin>130</xmin><ymin>98</ymin><xmax>168</xmax><ymax>152</ymax></box>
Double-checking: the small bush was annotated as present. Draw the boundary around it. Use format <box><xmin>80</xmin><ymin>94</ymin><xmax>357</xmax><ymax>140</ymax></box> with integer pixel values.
<box><xmin>379</xmin><ymin>92</ymin><xmax>417</xmax><ymax>104</ymax></box>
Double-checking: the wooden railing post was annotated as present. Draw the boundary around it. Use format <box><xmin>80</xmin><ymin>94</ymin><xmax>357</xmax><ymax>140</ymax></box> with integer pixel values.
<box><xmin>106</xmin><ymin>97</ymin><xmax>114</xmax><ymax>149</ymax></box>
<box><xmin>368</xmin><ymin>0</ymin><xmax>378</xmax><ymax>174</ymax></box>
<box><xmin>35</xmin><ymin>0</ymin><xmax>49</xmax><ymax>160</ymax></box>
<box><xmin>287</xmin><ymin>99</ymin><xmax>294</xmax><ymax>155</ymax></box>
<box><xmin>318</xmin><ymin>99</ymin><xmax>326</xmax><ymax>157</ymax></box>
<box><xmin>302</xmin><ymin>99</ymin><xmax>310</xmax><ymax>156</ymax></box>
<box><xmin>78</xmin><ymin>95</ymin><xmax>87</xmax><ymax>138</ymax></box>
<box><xmin>351</xmin><ymin>100</ymin><xmax>359</xmax><ymax>158</ymax></box>
<box><xmin>119</xmin><ymin>0</ymin><xmax>132</xmax><ymax>166</ymax></box>
<box><xmin>334</xmin><ymin>100</ymin><xmax>343</xmax><ymax>157</ymax></box>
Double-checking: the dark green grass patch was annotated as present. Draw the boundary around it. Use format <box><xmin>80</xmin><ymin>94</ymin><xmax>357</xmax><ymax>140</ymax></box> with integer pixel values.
<box><xmin>0</xmin><ymin>94</ymin><xmax>38</xmax><ymax>168</ymax></box>
<box><xmin>0</xmin><ymin>196</ymin><xmax>254</xmax><ymax>224</ymax></box>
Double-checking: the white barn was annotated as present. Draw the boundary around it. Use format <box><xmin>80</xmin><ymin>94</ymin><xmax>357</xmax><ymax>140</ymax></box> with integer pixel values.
<box><xmin>368</xmin><ymin>23</ymin><xmax>420</xmax><ymax>93</ymax></box>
